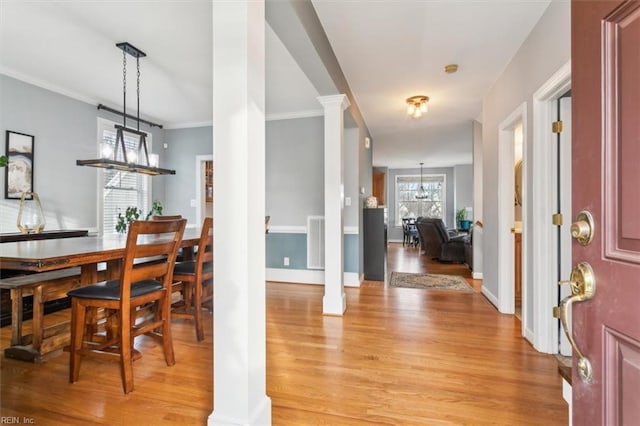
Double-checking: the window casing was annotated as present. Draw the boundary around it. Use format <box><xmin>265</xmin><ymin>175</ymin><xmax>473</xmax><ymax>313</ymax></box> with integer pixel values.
<box><xmin>97</xmin><ymin>118</ymin><xmax>151</xmax><ymax>234</ymax></box>
<box><xmin>395</xmin><ymin>174</ymin><xmax>446</xmax><ymax>226</ymax></box>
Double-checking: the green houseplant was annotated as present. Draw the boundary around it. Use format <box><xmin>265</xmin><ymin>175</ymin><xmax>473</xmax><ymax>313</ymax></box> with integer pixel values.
<box><xmin>115</xmin><ymin>200</ymin><xmax>164</xmax><ymax>233</ymax></box>
<box><xmin>0</xmin><ymin>155</ymin><xmax>7</xmax><ymax>167</ymax></box>
<box><xmin>455</xmin><ymin>208</ymin><xmax>466</xmax><ymax>228</ymax></box>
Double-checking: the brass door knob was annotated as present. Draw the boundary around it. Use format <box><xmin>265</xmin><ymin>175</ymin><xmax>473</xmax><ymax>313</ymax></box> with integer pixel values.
<box><xmin>555</xmin><ymin>262</ymin><xmax>596</xmax><ymax>383</ymax></box>
<box><xmin>571</xmin><ymin>211</ymin><xmax>594</xmax><ymax>246</ymax></box>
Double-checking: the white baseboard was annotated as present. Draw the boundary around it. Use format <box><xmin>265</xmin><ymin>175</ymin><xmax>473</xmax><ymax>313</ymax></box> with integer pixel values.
<box><xmin>481</xmin><ymin>285</ymin><xmax>499</xmax><ymax>310</ymax></box>
<box><xmin>472</xmin><ymin>272</ymin><xmax>483</xmax><ymax>280</ymax></box>
<box><xmin>524</xmin><ymin>326</ymin><xmax>535</xmax><ymax>346</ymax></box>
<box><xmin>387</xmin><ymin>239</ymin><xmax>403</xmax><ymax>243</ymax></box>
<box><xmin>266</xmin><ymin>268</ymin><xmax>361</xmax><ymax>287</ymax></box>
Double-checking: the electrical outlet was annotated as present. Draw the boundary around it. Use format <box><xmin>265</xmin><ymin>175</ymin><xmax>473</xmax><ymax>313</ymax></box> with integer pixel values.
<box><xmin>190</xmin><ymin>199</ymin><xmax>196</xmax><ymax>207</ymax></box>
<box><xmin>283</xmin><ymin>257</ymin><xmax>290</xmax><ymax>266</ymax></box>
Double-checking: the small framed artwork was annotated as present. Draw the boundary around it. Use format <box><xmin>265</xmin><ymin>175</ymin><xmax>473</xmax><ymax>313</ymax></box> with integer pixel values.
<box><xmin>5</xmin><ymin>130</ymin><xmax>35</xmax><ymax>199</ymax></box>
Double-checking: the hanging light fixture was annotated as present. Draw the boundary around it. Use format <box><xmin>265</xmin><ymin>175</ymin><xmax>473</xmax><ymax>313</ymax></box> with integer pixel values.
<box><xmin>415</xmin><ymin>162</ymin><xmax>429</xmax><ymax>199</ymax></box>
<box><xmin>406</xmin><ymin>95</ymin><xmax>429</xmax><ymax>119</ymax></box>
<box><xmin>76</xmin><ymin>42</ymin><xmax>175</xmax><ymax>176</ymax></box>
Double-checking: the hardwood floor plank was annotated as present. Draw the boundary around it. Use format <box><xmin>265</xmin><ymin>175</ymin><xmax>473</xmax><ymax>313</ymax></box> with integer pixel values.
<box><xmin>0</xmin><ymin>243</ymin><xmax>567</xmax><ymax>424</ymax></box>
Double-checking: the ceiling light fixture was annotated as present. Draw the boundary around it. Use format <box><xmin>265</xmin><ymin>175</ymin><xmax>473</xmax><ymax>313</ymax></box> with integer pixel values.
<box><xmin>444</xmin><ymin>64</ymin><xmax>459</xmax><ymax>74</ymax></box>
<box><xmin>406</xmin><ymin>95</ymin><xmax>429</xmax><ymax>119</ymax></box>
<box><xmin>415</xmin><ymin>162</ymin><xmax>429</xmax><ymax>200</ymax></box>
<box><xmin>76</xmin><ymin>42</ymin><xmax>175</xmax><ymax>176</ymax></box>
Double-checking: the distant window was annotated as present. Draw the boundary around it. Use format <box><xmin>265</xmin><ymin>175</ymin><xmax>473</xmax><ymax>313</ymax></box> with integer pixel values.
<box><xmin>98</xmin><ymin>118</ymin><xmax>151</xmax><ymax>234</ymax></box>
<box><xmin>395</xmin><ymin>174</ymin><xmax>445</xmax><ymax>226</ymax></box>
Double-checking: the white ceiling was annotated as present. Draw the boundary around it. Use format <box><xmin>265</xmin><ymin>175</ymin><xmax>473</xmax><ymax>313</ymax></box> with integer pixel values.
<box><xmin>0</xmin><ymin>1</ymin><xmax>551</xmax><ymax>168</ymax></box>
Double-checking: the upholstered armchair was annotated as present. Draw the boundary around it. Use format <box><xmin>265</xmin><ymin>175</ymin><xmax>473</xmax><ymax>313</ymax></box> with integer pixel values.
<box><xmin>415</xmin><ymin>217</ymin><xmax>468</xmax><ymax>263</ymax></box>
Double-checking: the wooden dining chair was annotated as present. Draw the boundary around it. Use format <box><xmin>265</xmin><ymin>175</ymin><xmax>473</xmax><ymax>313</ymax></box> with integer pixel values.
<box><xmin>171</xmin><ymin>216</ymin><xmax>213</xmax><ymax>342</ymax></box>
<box><xmin>67</xmin><ymin>219</ymin><xmax>186</xmax><ymax>394</ymax></box>
<box><xmin>151</xmin><ymin>215</ymin><xmax>182</xmax><ymax>221</ymax></box>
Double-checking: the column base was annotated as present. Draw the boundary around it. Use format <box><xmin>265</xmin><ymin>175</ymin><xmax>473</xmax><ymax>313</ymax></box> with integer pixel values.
<box><xmin>209</xmin><ymin>395</ymin><xmax>271</xmax><ymax>425</ymax></box>
<box><xmin>323</xmin><ymin>292</ymin><xmax>346</xmax><ymax>315</ymax></box>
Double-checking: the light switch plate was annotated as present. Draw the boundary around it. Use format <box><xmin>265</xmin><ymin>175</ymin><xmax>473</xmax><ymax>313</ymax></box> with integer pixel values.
<box><xmin>190</xmin><ymin>199</ymin><xmax>196</xmax><ymax>207</ymax></box>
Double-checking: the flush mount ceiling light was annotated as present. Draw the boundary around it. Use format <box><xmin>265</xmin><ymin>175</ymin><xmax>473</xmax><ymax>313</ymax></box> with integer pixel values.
<box><xmin>444</xmin><ymin>64</ymin><xmax>459</xmax><ymax>74</ymax></box>
<box><xmin>76</xmin><ymin>42</ymin><xmax>175</xmax><ymax>176</ymax></box>
<box><xmin>406</xmin><ymin>95</ymin><xmax>429</xmax><ymax>119</ymax></box>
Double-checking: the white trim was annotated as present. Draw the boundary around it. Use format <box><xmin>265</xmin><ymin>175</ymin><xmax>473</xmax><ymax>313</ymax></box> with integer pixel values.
<box><xmin>195</xmin><ymin>154</ymin><xmax>213</xmax><ymax>227</ymax></box>
<box><xmin>267</xmin><ymin>225</ymin><xmax>359</xmax><ymax>235</ymax></box>
<box><xmin>497</xmin><ymin>103</ymin><xmax>527</xmax><ymax>315</ymax></box>
<box><xmin>531</xmin><ymin>60</ymin><xmax>571</xmax><ymax>354</ymax></box>
<box><xmin>267</xmin><ymin>225</ymin><xmax>307</xmax><ymax>234</ymax></box>
<box><xmin>523</xmin><ymin>324</ymin><xmax>535</xmax><ymax>344</ymax></box>
<box><xmin>388</xmin><ymin>238</ymin><xmax>403</xmax><ymax>244</ymax></box>
<box><xmin>481</xmin><ymin>285</ymin><xmax>499</xmax><ymax>308</ymax></box>
<box><xmin>1</xmin><ymin>68</ymin><xmax>97</xmax><ymax>106</ymax></box>
<box><xmin>266</xmin><ymin>268</ymin><xmax>361</xmax><ymax>287</ymax></box>
<box><xmin>472</xmin><ymin>272</ymin><xmax>484</xmax><ymax>280</ymax></box>
<box><xmin>563</xmin><ymin>379</ymin><xmax>573</xmax><ymax>426</ymax></box>
<box><xmin>344</xmin><ymin>226</ymin><xmax>359</xmax><ymax>235</ymax></box>
<box><xmin>266</xmin><ymin>109</ymin><xmax>324</xmax><ymax>121</ymax></box>
<box><xmin>165</xmin><ymin>121</ymin><xmax>213</xmax><ymax>130</ymax></box>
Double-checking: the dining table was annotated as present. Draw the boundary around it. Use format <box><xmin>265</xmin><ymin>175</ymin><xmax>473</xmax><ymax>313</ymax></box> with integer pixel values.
<box><xmin>0</xmin><ymin>227</ymin><xmax>202</xmax><ymax>362</ymax></box>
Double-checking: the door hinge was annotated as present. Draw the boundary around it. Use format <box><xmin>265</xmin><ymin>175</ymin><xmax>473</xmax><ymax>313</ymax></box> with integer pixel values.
<box><xmin>552</xmin><ymin>120</ymin><xmax>563</xmax><ymax>133</ymax></box>
<box><xmin>552</xmin><ymin>213</ymin><xmax>563</xmax><ymax>226</ymax></box>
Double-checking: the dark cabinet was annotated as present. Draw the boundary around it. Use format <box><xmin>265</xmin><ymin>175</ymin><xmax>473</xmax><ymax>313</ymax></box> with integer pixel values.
<box><xmin>363</xmin><ymin>208</ymin><xmax>387</xmax><ymax>281</ymax></box>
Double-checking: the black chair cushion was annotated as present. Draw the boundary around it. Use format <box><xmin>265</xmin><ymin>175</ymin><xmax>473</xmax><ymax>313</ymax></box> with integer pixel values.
<box><xmin>67</xmin><ymin>279</ymin><xmax>163</xmax><ymax>301</ymax></box>
<box><xmin>173</xmin><ymin>260</ymin><xmax>213</xmax><ymax>276</ymax></box>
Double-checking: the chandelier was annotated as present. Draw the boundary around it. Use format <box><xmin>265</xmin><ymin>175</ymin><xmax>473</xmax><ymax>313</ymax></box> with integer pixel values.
<box><xmin>415</xmin><ymin>162</ymin><xmax>429</xmax><ymax>199</ymax></box>
<box><xmin>406</xmin><ymin>95</ymin><xmax>429</xmax><ymax>119</ymax></box>
<box><xmin>76</xmin><ymin>42</ymin><xmax>175</xmax><ymax>176</ymax></box>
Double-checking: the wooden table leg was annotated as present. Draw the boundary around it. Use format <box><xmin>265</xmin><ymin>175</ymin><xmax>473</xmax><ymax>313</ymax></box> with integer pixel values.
<box><xmin>31</xmin><ymin>285</ymin><xmax>44</xmax><ymax>350</ymax></box>
<box><xmin>10</xmin><ymin>288</ymin><xmax>23</xmax><ymax>346</ymax></box>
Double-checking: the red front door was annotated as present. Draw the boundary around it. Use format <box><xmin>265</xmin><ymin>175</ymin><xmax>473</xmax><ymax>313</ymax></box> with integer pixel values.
<box><xmin>572</xmin><ymin>1</ymin><xmax>640</xmax><ymax>424</ymax></box>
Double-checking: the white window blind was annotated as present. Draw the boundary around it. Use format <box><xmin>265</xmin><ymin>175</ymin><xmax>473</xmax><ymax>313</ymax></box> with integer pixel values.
<box><xmin>395</xmin><ymin>174</ymin><xmax>445</xmax><ymax>226</ymax></box>
<box><xmin>98</xmin><ymin>119</ymin><xmax>151</xmax><ymax>234</ymax></box>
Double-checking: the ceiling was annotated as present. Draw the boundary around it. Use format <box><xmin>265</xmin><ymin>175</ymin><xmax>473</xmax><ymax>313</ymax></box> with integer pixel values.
<box><xmin>0</xmin><ymin>1</ymin><xmax>551</xmax><ymax>169</ymax></box>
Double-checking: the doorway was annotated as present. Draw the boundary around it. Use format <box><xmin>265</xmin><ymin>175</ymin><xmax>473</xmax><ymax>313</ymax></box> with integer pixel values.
<box><xmin>531</xmin><ymin>61</ymin><xmax>571</xmax><ymax>354</ymax></box>
<box><xmin>195</xmin><ymin>154</ymin><xmax>213</xmax><ymax>226</ymax></box>
<box><xmin>497</xmin><ymin>102</ymin><xmax>527</xmax><ymax>323</ymax></box>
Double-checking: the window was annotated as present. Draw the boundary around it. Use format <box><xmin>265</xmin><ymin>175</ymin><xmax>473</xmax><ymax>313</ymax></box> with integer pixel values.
<box><xmin>98</xmin><ymin>118</ymin><xmax>151</xmax><ymax>234</ymax></box>
<box><xmin>395</xmin><ymin>174</ymin><xmax>445</xmax><ymax>226</ymax></box>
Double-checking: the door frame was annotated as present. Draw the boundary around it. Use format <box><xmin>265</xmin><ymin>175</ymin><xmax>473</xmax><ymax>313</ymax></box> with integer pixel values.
<box><xmin>531</xmin><ymin>61</ymin><xmax>571</xmax><ymax>353</ymax></box>
<box><xmin>195</xmin><ymin>154</ymin><xmax>213</xmax><ymax>227</ymax></box>
<box><xmin>496</xmin><ymin>102</ymin><xmax>527</xmax><ymax>319</ymax></box>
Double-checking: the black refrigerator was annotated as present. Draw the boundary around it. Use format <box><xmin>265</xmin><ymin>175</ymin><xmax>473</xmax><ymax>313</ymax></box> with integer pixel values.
<box><xmin>363</xmin><ymin>207</ymin><xmax>387</xmax><ymax>281</ymax></box>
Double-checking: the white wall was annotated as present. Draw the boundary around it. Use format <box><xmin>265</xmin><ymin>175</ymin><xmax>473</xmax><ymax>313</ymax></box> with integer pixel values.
<box><xmin>481</xmin><ymin>0</ymin><xmax>570</xmax><ymax>323</ymax></box>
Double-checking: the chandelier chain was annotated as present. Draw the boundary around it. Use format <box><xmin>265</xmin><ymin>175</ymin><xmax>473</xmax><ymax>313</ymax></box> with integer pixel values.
<box><xmin>122</xmin><ymin>50</ymin><xmax>127</xmax><ymax>128</ymax></box>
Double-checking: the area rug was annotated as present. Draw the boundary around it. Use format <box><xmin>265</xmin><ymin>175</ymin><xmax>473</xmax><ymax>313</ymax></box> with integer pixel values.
<box><xmin>389</xmin><ymin>272</ymin><xmax>474</xmax><ymax>292</ymax></box>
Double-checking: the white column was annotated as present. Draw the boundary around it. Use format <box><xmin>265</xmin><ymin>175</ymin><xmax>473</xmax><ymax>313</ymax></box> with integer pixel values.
<box><xmin>318</xmin><ymin>95</ymin><xmax>350</xmax><ymax>315</ymax></box>
<box><xmin>211</xmin><ymin>2</ymin><xmax>271</xmax><ymax>425</ymax></box>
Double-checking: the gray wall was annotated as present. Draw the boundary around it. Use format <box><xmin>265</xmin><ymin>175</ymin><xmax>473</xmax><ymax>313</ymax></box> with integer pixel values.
<box><xmin>454</xmin><ymin>164</ymin><xmax>473</xmax><ymax>218</ymax></box>
<box><xmin>0</xmin><ymin>74</ymin><xmax>165</xmax><ymax>233</ymax></box>
<box><xmin>264</xmin><ymin>115</ymin><xmax>370</xmax><ymax>276</ymax></box>
<box><xmin>266</xmin><ymin>116</ymin><xmax>324</xmax><ymax>227</ymax></box>
<box><xmin>482</xmin><ymin>1</ymin><xmax>570</xmax><ymax>321</ymax></box>
<box><xmin>386</xmin><ymin>166</ymin><xmax>455</xmax><ymax>242</ymax></box>
<box><xmin>163</xmin><ymin>126</ymin><xmax>213</xmax><ymax>224</ymax></box>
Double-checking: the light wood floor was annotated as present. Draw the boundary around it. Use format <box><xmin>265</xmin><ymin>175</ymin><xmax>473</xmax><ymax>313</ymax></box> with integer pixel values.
<box><xmin>0</xmin><ymin>243</ymin><xmax>568</xmax><ymax>425</ymax></box>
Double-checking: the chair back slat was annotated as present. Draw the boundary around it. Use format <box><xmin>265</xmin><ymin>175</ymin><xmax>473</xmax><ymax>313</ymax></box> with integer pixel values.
<box><xmin>120</xmin><ymin>219</ymin><xmax>186</xmax><ymax>303</ymax></box>
<box><xmin>195</xmin><ymin>217</ymin><xmax>213</xmax><ymax>275</ymax></box>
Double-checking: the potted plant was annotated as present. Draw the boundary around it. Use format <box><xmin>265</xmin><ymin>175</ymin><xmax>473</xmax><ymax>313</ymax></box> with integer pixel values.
<box><xmin>115</xmin><ymin>200</ymin><xmax>164</xmax><ymax>233</ymax></box>
<box><xmin>0</xmin><ymin>155</ymin><xmax>7</xmax><ymax>167</ymax></box>
<box><xmin>456</xmin><ymin>208</ymin><xmax>472</xmax><ymax>230</ymax></box>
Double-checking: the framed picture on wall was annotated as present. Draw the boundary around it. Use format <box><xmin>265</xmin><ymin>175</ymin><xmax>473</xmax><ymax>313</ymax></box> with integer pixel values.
<box><xmin>5</xmin><ymin>130</ymin><xmax>35</xmax><ymax>199</ymax></box>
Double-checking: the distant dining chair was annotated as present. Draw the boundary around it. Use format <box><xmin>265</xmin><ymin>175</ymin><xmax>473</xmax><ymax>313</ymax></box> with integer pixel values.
<box><xmin>402</xmin><ymin>217</ymin><xmax>419</xmax><ymax>247</ymax></box>
<box><xmin>151</xmin><ymin>215</ymin><xmax>183</xmax><ymax>221</ymax></box>
<box><xmin>67</xmin><ymin>219</ymin><xmax>186</xmax><ymax>394</ymax></box>
<box><xmin>171</xmin><ymin>216</ymin><xmax>213</xmax><ymax>342</ymax></box>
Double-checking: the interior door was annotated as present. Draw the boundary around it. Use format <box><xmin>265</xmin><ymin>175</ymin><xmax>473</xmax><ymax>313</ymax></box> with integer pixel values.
<box><xmin>571</xmin><ymin>1</ymin><xmax>640</xmax><ymax>424</ymax></box>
